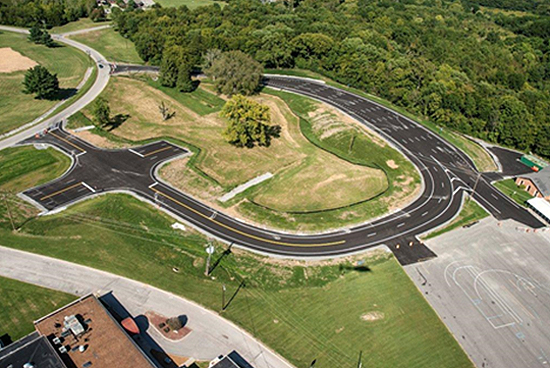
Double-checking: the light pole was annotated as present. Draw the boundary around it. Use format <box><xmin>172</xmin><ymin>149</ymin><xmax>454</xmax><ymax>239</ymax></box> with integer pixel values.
<box><xmin>205</xmin><ymin>243</ymin><xmax>215</xmax><ymax>276</ymax></box>
<box><xmin>222</xmin><ymin>284</ymin><xmax>226</xmax><ymax>310</ymax></box>
<box><xmin>469</xmin><ymin>172</ymin><xmax>481</xmax><ymax>202</ymax></box>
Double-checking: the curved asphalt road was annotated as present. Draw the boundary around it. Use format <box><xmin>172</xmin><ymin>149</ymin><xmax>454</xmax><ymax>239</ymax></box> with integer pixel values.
<box><xmin>17</xmin><ymin>76</ymin><xmax>544</xmax><ymax>265</ymax></box>
<box><xmin>0</xmin><ymin>25</ymin><xmax>111</xmax><ymax>150</ymax></box>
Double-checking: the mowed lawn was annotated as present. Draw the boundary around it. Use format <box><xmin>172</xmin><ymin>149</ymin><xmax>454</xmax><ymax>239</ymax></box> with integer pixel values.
<box><xmin>0</xmin><ymin>31</ymin><xmax>91</xmax><ymax>135</ymax></box>
<box><xmin>494</xmin><ymin>178</ymin><xmax>533</xmax><ymax>207</ymax></box>
<box><xmin>70</xmin><ymin>27</ymin><xmax>143</xmax><ymax>64</ymax></box>
<box><xmin>0</xmin><ymin>276</ymin><xmax>76</xmax><ymax>341</ymax></box>
<box><xmin>0</xmin><ymin>147</ymin><xmax>472</xmax><ymax>368</ymax></box>
<box><xmin>50</xmin><ymin>18</ymin><xmax>107</xmax><ymax>34</ymax></box>
<box><xmin>154</xmin><ymin>0</ymin><xmax>225</xmax><ymax>8</ymax></box>
<box><xmin>76</xmin><ymin>75</ymin><xmax>406</xmax><ymax>231</ymax></box>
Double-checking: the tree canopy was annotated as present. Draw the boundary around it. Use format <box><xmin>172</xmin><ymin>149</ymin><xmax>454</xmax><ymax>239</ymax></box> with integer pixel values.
<box><xmin>105</xmin><ymin>0</ymin><xmax>550</xmax><ymax>158</ymax></box>
<box><xmin>221</xmin><ymin>95</ymin><xmax>279</xmax><ymax>148</ymax></box>
<box><xmin>205</xmin><ymin>50</ymin><xmax>263</xmax><ymax>96</ymax></box>
<box><xmin>22</xmin><ymin>65</ymin><xmax>59</xmax><ymax>99</ymax></box>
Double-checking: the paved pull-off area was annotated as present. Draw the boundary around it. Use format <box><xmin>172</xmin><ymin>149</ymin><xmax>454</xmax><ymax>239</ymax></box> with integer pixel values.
<box><xmin>406</xmin><ymin>218</ymin><xmax>550</xmax><ymax>368</ymax></box>
<box><xmin>0</xmin><ymin>246</ymin><xmax>292</xmax><ymax>368</ymax></box>
<box><xmin>15</xmin><ymin>75</ymin><xmax>544</xmax><ymax>265</ymax></box>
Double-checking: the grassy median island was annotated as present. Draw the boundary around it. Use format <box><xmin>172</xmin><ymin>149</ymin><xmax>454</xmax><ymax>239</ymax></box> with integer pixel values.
<box><xmin>0</xmin><ymin>147</ymin><xmax>472</xmax><ymax>367</ymax></box>
<box><xmin>0</xmin><ymin>31</ymin><xmax>91</xmax><ymax>135</ymax></box>
<box><xmin>0</xmin><ymin>276</ymin><xmax>76</xmax><ymax>341</ymax></box>
<box><xmin>69</xmin><ymin>27</ymin><xmax>144</xmax><ymax>65</ymax></box>
<box><xmin>424</xmin><ymin>199</ymin><xmax>489</xmax><ymax>239</ymax></box>
<box><xmin>69</xmin><ymin>75</ymin><xmax>419</xmax><ymax>231</ymax></box>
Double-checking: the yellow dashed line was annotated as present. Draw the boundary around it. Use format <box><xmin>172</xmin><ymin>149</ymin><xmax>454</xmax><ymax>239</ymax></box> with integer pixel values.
<box><xmin>151</xmin><ymin>187</ymin><xmax>345</xmax><ymax>247</ymax></box>
<box><xmin>41</xmin><ymin>182</ymin><xmax>83</xmax><ymax>201</ymax></box>
<box><xmin>49</xmin><ymin>131</ymin><xmax>85</xmax><ymax>153</ymax></box>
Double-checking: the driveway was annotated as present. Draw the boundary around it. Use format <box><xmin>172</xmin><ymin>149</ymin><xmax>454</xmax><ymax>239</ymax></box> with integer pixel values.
<box><xmin>0</xmin><ymin>245</ymin><xmax>293</xmax><ymax>368</ymax></box>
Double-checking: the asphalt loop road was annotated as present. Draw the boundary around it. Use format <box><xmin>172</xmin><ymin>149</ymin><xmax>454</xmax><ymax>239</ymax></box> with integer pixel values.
<box><xmin>18</xmin><ymin>77</ymin><xmax>544</xmax><ymax>265</ymax></box>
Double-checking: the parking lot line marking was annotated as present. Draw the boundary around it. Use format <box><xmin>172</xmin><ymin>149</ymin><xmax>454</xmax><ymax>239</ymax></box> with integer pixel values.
<box><xmin>40</xmin><ymin>182</ymin><xmax>83</xmax><ymax>201</ymax></box>
<box><xmin>143</xmin><ymin>146</ymin><xmax>171</xmax><ymax>157</ymax></box>
<box><xmin>150</xmin><ymin>186</ymin><xmax>346</xmax><ymax>247</ymax></box>
<box><xmin>129</xmin><ymin>149</ymin><xmax>145</xmax><ymax>158</ymax></box>
<box><xmin>49</xmin><ymin>131</ymin><xmax>85</xmax><ymax>153</ymax></box>
<box><xmin>81</xmin><ymin>182</ymin><xmax>96</xmax><ymax>193</ymax></box>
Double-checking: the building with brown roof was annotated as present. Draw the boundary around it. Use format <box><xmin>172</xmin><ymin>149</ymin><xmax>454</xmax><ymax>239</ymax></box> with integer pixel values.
<box><xmin>34</xmin><ymin>294</ymin><xmax>156</xmax><ymax>368</ymax></box>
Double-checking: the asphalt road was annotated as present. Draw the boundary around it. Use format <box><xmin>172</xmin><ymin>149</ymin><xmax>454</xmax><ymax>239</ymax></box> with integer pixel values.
<box><xmin>18</xmin><ymin>74</ymin><xmax>543</xmax><ymax>265</ymax></box>
<box><xmin>0</xmin><ymin>25</ymin><xmax>111</xmax><ymax>150</ymax></box>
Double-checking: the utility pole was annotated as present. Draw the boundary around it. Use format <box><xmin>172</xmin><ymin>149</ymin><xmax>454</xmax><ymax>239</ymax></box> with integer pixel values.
<box><xmin>469</xmin><ymin>172</ymin><xmax>481</xmax><ymax>202</ymax></box>
<box><xmin>205</xmin><ymin>242</ymin><xmax>215</xmax><ymax>276</ymax></box>
<box><xmin>221</xmin><ymin>284</ymin><xmax>226</xmax><ymax>311</ymax></box>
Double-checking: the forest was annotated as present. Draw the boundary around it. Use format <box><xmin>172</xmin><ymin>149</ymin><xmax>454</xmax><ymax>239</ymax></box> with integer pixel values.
<box><xmin>2</xmin><ymin>0</ymin><xmax>550</xmax><ymax>158</ymax></box>
<box><xmin>0</xmin><ymin>0</ymin><xmax>96</xmax><ymax>27</ymax></box>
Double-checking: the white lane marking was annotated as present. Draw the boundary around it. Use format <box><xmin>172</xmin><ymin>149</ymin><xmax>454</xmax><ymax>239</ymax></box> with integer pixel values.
<box><xmin>367</xmin><ymin>232</ymin><xmax>377</xmax><ymax>237</ymax></box>
<box><xmin>148</xmin><ymin>182</ymin><xmax>158</xmax><ymax>188</ymax></box>
<box><xmin>422</xmin><ymin>211</ymin><xmax>428</xmax><ymax>217</ymax></box>
<box><xmin>441</xmin><ymin>182</ymin><xmax>445</xmax><ymax>188</ymax></box>
<box><xmin>81</xmin><ymin>181</ymin><xmax>96</xmax><ymax>193</ymax></box>
<box><xmin>129</xmin><ymin>148</ymin><xmax>145</xmax><ymax>157</ymax></box>
<box><xmin>491</xmin><ymin>193</ymin><xmax>499</xmax><ymax>200</ymax></box>
<box><xmin>66</xmin><ymin>178</ymin><xmax>76</xmax><ymax>184</ymax></box>
<box><xmin>75</xmin><ymin>151</ymin><xmax>87</xmax><ymax>157</ymax></box>
<box><xmin>397</xmin><ymin>223</ymin><xmax>405</xmax><ymax>228</ymax></box>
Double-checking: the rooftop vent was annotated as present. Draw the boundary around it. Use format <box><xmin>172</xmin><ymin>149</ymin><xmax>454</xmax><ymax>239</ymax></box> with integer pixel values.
<box><xmin>64</xmin><ymin>315</ymin><xmax>85</xmax><ymax>336</ymax></box>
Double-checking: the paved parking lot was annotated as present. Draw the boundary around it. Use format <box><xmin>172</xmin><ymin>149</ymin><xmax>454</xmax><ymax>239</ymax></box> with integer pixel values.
<box><xmin>406</xmin><ymin>218</ymin><xmax>550</xmax><ymax>368</ymax></box>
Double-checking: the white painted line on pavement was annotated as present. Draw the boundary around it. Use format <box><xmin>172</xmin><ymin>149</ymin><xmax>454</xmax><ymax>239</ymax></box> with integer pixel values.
<box><xmin>129</xmin><ymin>148</ymin><xmax>145</xmax><ymax>157</ymax></box>
<box><xmin>148</xmin><ymin>182</ymin><xmax>159</xmax><ymax>188</ymax></box>
<box><xmin>81</xmin><ymin>182</ymin><xmax>96</xmax><ymax>193</ymax></box>
<box><xmin>75</xmin><ymin>151</ymin><xmax>87</xmax><ymax>157</ymax></box>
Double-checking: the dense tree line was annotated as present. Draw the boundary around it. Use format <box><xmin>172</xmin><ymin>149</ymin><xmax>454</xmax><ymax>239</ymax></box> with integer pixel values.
<box><xmin>107</xmin><ymin>0</ymin><xmax>549</xmax><ymax>158</ymax></box>
<box><xmin>0</xmin><ymin>0</ymin><xmax>97</xmax><ymax>28</ymax></box>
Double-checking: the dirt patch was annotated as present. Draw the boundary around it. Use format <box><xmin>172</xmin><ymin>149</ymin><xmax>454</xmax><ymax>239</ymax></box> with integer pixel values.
<box><xmin>0</xmin><ymin>48</ymin><xmax>38</xmax><ymax>73</ymax></box>
<box><xmin>361</xmin><ymin>311</ymin><xmax>385</xmax><ymax>322</ymax></box>
<box><xmin>73</xmin><ymin>130</ymin><xmax>125</xmax><ymax>149</ymax></box>
<box><xmin>386</xmin><ymin>160</ymin><xmax>399</xmax><ymax>169</ymax></box>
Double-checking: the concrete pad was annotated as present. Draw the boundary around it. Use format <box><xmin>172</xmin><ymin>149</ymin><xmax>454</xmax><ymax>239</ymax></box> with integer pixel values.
<box><xmin>405</xmin><ymin>217</ymin><xmax>550</xmax><ymax>368</ymax></box>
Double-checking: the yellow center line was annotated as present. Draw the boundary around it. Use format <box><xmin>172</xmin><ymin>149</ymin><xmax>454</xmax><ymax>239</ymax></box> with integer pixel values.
<box><xmin>143</xmin><ymin>146</ymin><xmax>172</xmax><ymax>157</ymax></box>
<box><xmin>49</xmin><ymin>131</ymin><xmax>85</xmax><ymax>153</ymax></box>
<box><xmin>151</xmin><ymin>187</ymin><xmax>345</xmax><ymax>247</ymax></box>
<box><xmin>41</xmin><ymin>182</ymin><xmax>83</xmax><ymax>201</ymax></box>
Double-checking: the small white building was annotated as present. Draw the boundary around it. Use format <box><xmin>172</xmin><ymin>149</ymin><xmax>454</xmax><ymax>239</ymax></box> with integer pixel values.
<box><xmin>527</xmin><ymin>197</ymin><xmax>550</xmax><ymax>224</ymax></box>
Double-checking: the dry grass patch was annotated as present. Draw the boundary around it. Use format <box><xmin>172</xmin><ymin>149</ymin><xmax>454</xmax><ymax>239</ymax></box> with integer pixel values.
<box><xmin>0</xmin><ymin>47</ymin><xmax>37</xmax><ymax>73</ymax></box>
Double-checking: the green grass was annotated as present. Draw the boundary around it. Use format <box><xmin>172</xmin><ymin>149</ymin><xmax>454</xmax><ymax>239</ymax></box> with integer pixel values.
<box><xmin>50</xmin><ymin>18</ymin><xmax>108</xmax><ymax>34</ymax></box>
<box><xmin>0</xmin><ymin>147</ymin><xmax>472</xmax><ymax>368</ymax></box>
<box><xmin>0</xmin><ymin>31</ymin><xmax>92</xmax><ymax>135</ymax></box>
<box><xmin>0</xmin><ymin>276</ymin><xmax>76</xmax><ymax>341</ymax></box>
<box><xmin>494</xmin><ymin>179</ymin><xmax>533</xmax><ymax>207</ymax></box>
<box><xmin>154</xmin><ymin>0</ymin><xmax>225</xmax><ymax>8</ymax></box>
<box><xmin>70</xmin><ymin>27</ymin><xmax>143</xmax><ymax>64</ymax></box>
<box><xmin>263</xmin><ymin>68</ymin><xmax>497</xmax><ymax>172</ymax></box>
<box><xmin>424</xmin><ymin>199</ymin><xmax>489</xmax><ymax>239</ymax></box>
<box><xmin>148</xmin><ymin>79</ymin><xmax>225</xmax><ymax>116</ymax></box>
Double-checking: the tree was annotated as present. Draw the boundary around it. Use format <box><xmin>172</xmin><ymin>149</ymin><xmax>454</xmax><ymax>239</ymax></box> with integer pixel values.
<box><xmin>176</xmin><ymin>63</ymin><xmax>194</xmax><ymax>92</ymax></box>
<box><xmin>205</xmin><ymin>51</ymin><xmax>263</xmax><ymax>96</ymax></box>
<box><xmin>92</xmin><ymin>97</ymin><xmax>111</xmax><ymax>126</ymax></box>
<box><xmin>158</xmin><ymin>101</ymin><xmax>175</xmax><ymax>121</ymax></box>
<box><xmin>221</xmin><ymin>95</ymin><xmax>279</xmax><ymax>148</ymax></box>
<box><xmin>159</xmin><ymin>46</ymin><xmax>182</xmax><ymax>87</ymax></box>
<box><xmin>28</xmin><ymin>24</ymin><xmax>44</xmax><ymax>43</ymax></box>
<box><xmin>166</xmin><ymin>317</ymin><xmax>184</xmax><ymax>331</ymax></box>
<box><xmin>23</xmin><ymin>66</ymin><xmax>59</xmax><ymax>99</ymax></box>
<box><xmin>90</xmin><ymin>7</ymin><xmax>106</xmax><ymax>22</ymax></box>
<box><xmin>40</xmin><ymin>31</ymin><xmax>55</xmax><ymax>47</ymax></box>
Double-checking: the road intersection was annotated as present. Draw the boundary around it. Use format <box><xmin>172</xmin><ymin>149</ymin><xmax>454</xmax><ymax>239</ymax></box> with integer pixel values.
<box><xmin>0</xmin><ymin>25</ymin><xmax>543</xmax><ymax>264</ymax></box>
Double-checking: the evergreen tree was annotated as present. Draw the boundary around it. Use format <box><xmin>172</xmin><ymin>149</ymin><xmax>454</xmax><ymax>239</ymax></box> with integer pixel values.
<box><xmin>28</xmin><ymin>24</ymin><xmax>44</xmax><ymax>43</ymax></box>
<box><xmin>92</xmin><ymin>97</ymin><xmax>111</xmax><ymax>126</ymax></box>
<box><xmin>22</xmin><ymin>66</ymin><xmax>59</xmax><ymax>99</ymax></box>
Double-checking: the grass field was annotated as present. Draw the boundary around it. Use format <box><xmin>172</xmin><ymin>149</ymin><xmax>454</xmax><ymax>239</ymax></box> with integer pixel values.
<box><xmin>424</xmin><ymin>199</ymin><xmax>489</xmax><ymax>239</ymax></box>
<box><xmin>0</xmin><ymin>276</ymin><xmax>76</xmax><ymax>341</ymax></box>
<box><xmin>0</xmin><ymin>147</ymin><xmax>473</xmax><ymax>368</ymax></box>
<box><xmin>74</xmin><ymin>75</ymin><xmax>419</xmax><ymax>231</ymax></box>
<box><xmin>51</xmin><ymin>18</ymin><xmax>108</xmax><ymax>34</ymax></box>
<box><xmin>0</xmin><ymin>31</ymin><xmax>91</xmax><ymax>135</ymax></box>
<box><xmin>264</xmin><ymin>68</ymin><xmax>498</xmax><ymax>172</ymax></box>
<box><xmin>154</xmin><ymin>0</ymin><xmax>225</xmax><ymax>8</ymax></box>
<box><xmin>70</xmin><ymin>27</ymin><xmax>143</xmax><ymax>64</ymax></box>
<box><xmin>494</xmin><ymin>179</ymin><xmax>533</xmax><ymax>207</ymax></box>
